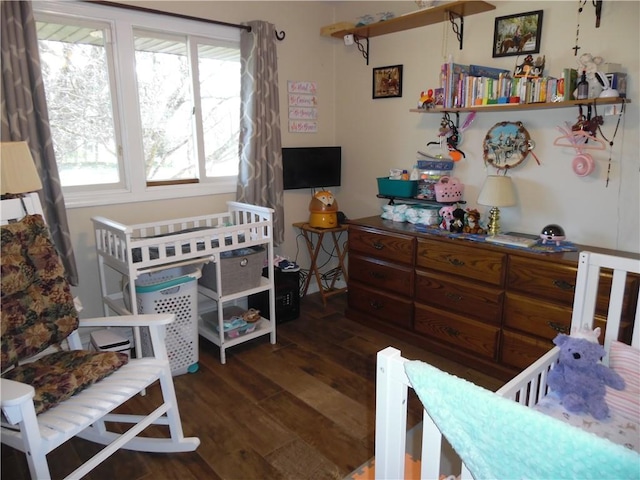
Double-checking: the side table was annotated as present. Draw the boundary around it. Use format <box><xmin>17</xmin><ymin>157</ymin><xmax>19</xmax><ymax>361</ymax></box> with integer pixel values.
<box><xmin>292</xmin><ymin>222</ymin><xmax>348</xmax><ymax>305</ymax></box>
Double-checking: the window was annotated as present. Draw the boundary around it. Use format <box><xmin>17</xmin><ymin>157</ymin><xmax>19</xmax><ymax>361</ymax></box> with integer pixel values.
<box><xmin>33</xmin><ymin>1</ymin><xmax>241</xmax><ymax>207</ymax></box>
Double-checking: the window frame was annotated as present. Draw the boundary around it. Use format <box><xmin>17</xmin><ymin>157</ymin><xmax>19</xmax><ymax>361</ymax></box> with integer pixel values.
<box><xmin>33</xmin><ymin>1</ymin><xmax>242</xmax><ymax>208</ymax></box>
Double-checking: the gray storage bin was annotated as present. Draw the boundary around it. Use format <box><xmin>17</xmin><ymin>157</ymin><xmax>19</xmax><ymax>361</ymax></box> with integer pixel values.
<box><xmin>199</xmin><ymin>246</ymin><xmax>265</xmax><ymax>295</ymax></box>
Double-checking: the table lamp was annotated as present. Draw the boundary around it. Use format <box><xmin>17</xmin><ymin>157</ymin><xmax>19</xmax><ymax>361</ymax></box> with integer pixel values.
<box><xmin>1</xmin><ymin>141</ymin><xmax>43</xmax><ymax>194</ymax></box>
<box><xmin>477</xmin><ymin>175</ymin><xmax>516</xmax><ymax>236</ymax></box>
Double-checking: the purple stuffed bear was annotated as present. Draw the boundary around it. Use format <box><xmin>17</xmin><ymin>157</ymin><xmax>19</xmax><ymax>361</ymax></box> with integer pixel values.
<box><xmin>547</xmin><ymin>330</ymin><xmax>625</xmax><ymax>420</ymax></box>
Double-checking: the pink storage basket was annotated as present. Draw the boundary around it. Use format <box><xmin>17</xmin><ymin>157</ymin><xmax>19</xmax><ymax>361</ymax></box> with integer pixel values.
<box><xmin>434</xmin><ymin>176</ymin><xmax>464</xmax><ymax>202</ymax></box>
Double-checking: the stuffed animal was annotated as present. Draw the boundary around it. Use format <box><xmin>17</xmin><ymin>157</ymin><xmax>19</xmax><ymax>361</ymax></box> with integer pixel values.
<box><xmin>463</xmin><ymin>209</ymin><xmax>485</xmax><ymax>234</ymax></box>
<box><xmin>547</xmin><ymin>328</ymin><xmax>625</xmax><ymax>420</ymax></box>
<box><xmin>439</xmin><ymin>206</ymin><xmax>455</xmax><ymax>230</ymax></box>
<box><xmin>449</xmin><ymin>207</ymin><xmax>466</xmax><ymax>233</ymax></box>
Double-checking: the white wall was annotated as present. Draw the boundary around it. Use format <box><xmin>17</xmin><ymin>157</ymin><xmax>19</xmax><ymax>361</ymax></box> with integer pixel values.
<box><xmin>66</xmin><ymin>1</ymin><xmax>638</xmax><ymax>319</ymax></box>
<box><xmin>333</xmin><ymin>1</ymin><xmax>639</xmax><ymax>251</ymax></box>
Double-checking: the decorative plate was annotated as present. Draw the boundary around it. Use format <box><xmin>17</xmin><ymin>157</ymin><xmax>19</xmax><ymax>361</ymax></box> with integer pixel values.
<box><xmin>482</xmin><ymin>121</ymin><xmax>533</xmax><ymax>170</ymax></box>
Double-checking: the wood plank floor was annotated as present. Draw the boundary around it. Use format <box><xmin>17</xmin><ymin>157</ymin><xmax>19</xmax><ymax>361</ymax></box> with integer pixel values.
<box><xmin>2</xmin><ymin>292</ymin><xmax>504</xmax><ymax>480</ymax></box>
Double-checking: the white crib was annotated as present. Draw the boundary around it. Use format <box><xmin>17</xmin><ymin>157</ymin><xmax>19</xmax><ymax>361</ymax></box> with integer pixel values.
<box><xmin>375</xmin><ymin>251</ymin><xmax>640</xmax><ymax>479</ymax></box>
<box><xmin>92</xmin><ymin>201</ymin><xmax>276</xmax><ymax>365</ymax></box>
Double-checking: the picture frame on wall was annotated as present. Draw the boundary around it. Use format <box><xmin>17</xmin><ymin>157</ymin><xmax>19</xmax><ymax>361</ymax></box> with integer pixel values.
<box><xmin>372</xmin><ymin>65</ymin><xmax>403</xmax><ymax>99</ymax></box>
<box><xmin>492</xmin><ymin>10</ymin><xmax>543</xmax><ymax>58</ymax></box>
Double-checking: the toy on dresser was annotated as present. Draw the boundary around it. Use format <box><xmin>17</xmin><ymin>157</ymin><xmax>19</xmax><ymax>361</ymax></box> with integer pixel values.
<box><xmin>463</xmin><ymin>208</ymin><xmax>485</xmax><ymax>234</ymax></box>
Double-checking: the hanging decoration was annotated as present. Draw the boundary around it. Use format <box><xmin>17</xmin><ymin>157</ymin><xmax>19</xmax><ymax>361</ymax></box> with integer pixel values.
<box><xmin>573</xmin><ymin>0</ymin><xmax>587</xmax><ymax>56</ymax></box>
<box><xmin>483</xmin><ymin>121</ymin><xmax>539</xmax><ymax>170</ymax></box>
<box><xmin>593</xmin><ymin>100</ymin><xmax>625</xmax><ymax>187</ymax></box>
<box><xmin>426</xmin><ymin>112</ymin><xmax>475</xmax><ymax>161</ymax></box>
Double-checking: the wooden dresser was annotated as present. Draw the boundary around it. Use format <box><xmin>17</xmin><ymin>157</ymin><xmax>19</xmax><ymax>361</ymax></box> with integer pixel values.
<box><xmin>346</xmin><ymin>216</ymin><xmax>639</xmax><ymax>380</ymax></box>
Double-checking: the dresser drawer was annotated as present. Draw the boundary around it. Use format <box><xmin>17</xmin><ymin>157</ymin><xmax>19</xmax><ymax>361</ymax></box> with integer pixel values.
<box><xmin>509</xmin><ymin>257</ymin><xmax>638</xmax><ymax>319</ymax></box>
<box><xmin>416</xmin><ymin>238</ymin><xmax>506</xmax><ymax>286</ymax></box>
<box><xmin>415</xmin><ymin>270</ymin><xmax>503</xmax><ymax>324</ymax></box>
<box><xmin>348</xmin><ymin>282</ymin><xmax>413</xmax><ymax>329</ymax></box>
<box><xmin>349</xmin><ymin>253</ymin><xmax>413</xmax><ymax>297</ymax></box>
<box><xmin>414</xmin><ymin>303</ymin><xmax>500</xmax><ymax>360</ymax></box>
<box><xmin>500</xmin><ymin>329</ymin><xmax>554</xmax><ymax>370</ymax></box>
<box><xmin>508</xmin><ymin>256</ymin><xmax>577</xmax><ymax>306</ymax></box>
<box><xmin>349</xmin><ymin>226</ymin><xmax>415</xmax><ymax>265</ymax></box>
<box><xmin>504</xmin><ymin>292</ymin><xmax>572</xmax><ymax>340</ymax></box>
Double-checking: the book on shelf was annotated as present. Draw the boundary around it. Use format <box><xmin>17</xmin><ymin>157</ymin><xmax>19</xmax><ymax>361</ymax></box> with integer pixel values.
<box><xmin>560</xmin><ymin>68</ymin><xmax>577</xmax><ymax>101</ymax></box>
<box><xmin>436</xmin><ymin>62</ymin><xmax>604</xmax><ymax>109</ymax></box>
<box><xmin>485</xmin><ymin>234</ymin><xmax>539</xmax><ymax>248</ymax></box>
<box><xmin>469</xmin><ymin>64</ymin><xmax>510</xmax><ymax>80</ymax></box>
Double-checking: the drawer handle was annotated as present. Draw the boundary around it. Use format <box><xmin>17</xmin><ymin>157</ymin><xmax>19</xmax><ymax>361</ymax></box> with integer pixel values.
<box><xmin>553</xmin><ymin>279</ymin><xmax>575</xmax><ymax>291</ymax></box>
<box><xmin>445</xmin><ymin>292</ymin><xmax>463</xmax><ymax>302</ymax></box>
<box><xmin>370</xmin><ymin>271</ymin><xmax>386</xmax><ymax>280</ymax></box>
<box><xmin>443</xmin><ymin>326</ymin><xmax>460</xmax><ymax>337</ymax></box>
<box><xmin>372</xmin><ymin>241</ymin><xmax>384</xmax><ymax>250</ymax></box>
<box><xmin>369</xmin><ymin>300</ymin><xmax>383</xmax><ymax>310</ymax></box>
<box><xmin>547</xmin><ymin>321</ymin><xmax>569</xmax><ymax>334</ymax></box>
<box><xmin>448</xmin><ymin>257</ymin><xmax>465</xmax><ymax>267</ymax></box>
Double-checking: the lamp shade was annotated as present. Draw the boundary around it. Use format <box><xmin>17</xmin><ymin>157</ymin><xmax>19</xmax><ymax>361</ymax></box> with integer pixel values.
<box><xmin>1</xmin><ymin>141</ymin><xmax>43</xmax><ymax>194</ymax></box>
<box><xmin>477</xmin><ymin>175</ymin><xmax>516</xmax><ymax>207</ymax></box>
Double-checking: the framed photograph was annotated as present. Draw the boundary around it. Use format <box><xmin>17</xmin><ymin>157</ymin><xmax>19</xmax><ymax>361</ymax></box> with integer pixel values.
<box><xmin>372</xmin><ymin>65</ymin><xmax>403</xmax><ymax>99</ymax></box>
<box><xmin>492</xmin><ymin>10</ymin><xmax>543</xmax><ymax>58</ymax></box>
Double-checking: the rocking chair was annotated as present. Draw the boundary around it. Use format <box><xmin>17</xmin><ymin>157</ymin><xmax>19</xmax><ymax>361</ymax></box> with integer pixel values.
<box><xmin>1</xmin><ymin>193</ymin><xmax>200</xmax><ymax>479</ymax></box>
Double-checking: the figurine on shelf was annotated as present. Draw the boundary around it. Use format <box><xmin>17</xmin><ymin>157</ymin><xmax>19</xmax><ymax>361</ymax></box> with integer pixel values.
<box><xmin>418</xmin><ymin>89</ymin><xmax>435</xmax><ymax>109</ymax></box>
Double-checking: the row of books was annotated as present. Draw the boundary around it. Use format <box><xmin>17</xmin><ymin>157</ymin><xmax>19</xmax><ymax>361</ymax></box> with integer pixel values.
<box><xmin>438</xmin><ymin>62</ymin><xmax>578</xmax><ymax>108</ymax></box>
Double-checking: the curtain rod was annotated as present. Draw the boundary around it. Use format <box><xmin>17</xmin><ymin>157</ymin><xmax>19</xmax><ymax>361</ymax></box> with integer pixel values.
<box><xmin>88</xmin><ymin>1</ymin><xmax>285</xmax><ymax>40</ymax></box>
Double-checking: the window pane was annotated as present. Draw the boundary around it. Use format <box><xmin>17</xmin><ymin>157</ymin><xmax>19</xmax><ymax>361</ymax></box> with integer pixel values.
<box><xmin>134</xmin><ymin>32</ymin><xmax>196</xmax><ymax>182</ymax></box>
<box><xmin>198</xmin><ymin>43</ymin><xmax>240</xmax><ymax>177</ymax></box>
<box><xmin>37</xmin><ymin>20</ymin><xmax>120</xmax><ymax>187</ymax></box>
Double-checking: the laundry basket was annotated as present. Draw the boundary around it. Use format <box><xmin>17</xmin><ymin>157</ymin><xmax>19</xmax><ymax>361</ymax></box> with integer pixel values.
<box><xmin>134</xmin><ymin>265</ymin><xmax>201</xmax><ymax>376</ymax></box>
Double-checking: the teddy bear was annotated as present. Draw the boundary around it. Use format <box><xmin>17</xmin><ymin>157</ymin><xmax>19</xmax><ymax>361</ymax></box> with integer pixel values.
<box><xmin>547</xmin><ymin>327</ymin><xmax>625</xmax><ymax>420</ymax></box>
<box><xmin>575</xmin><ymin>53</ymin><xmax>604</xmax><ymax>99</ymax></box>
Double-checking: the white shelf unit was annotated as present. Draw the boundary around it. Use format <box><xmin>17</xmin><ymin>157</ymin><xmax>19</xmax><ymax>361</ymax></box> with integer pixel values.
<box><xmin>92</xmin><ymin>201</ymin><xmax>276</xmax><ymax>366</ymax></box>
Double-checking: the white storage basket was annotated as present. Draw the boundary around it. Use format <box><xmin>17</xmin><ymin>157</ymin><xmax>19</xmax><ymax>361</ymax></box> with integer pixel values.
<box><xmin>135</xmin><ymin>265</ymin><xmax>201</xmax><ymax>376</ymax></box>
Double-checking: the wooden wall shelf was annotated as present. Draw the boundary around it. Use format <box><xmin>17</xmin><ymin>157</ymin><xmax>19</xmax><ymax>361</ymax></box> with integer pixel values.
<box><xmin>410</xmin><ymin>97</ymin><xmax>630</xmax><ymax>114</ymax></box>
<box><xmin>327</xmin><ymin>1</ymin><xmax>495</xmax><ymax>39</ymax></box>
<box><xmin>323</xmin><ymin>1</ymin><xmax>495</xmax><ymax>63</ymax></box>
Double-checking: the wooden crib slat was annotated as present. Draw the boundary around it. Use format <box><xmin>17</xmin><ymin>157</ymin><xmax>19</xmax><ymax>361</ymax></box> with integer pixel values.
<box><xmin>375</xmin><ymin>348</ymin><xmax>409</xmax><ymax>480</ymax></box>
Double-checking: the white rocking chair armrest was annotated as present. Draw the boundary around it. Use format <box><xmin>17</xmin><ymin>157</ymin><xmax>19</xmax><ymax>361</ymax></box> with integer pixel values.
<box><xmin>78</xmin><ymin>313</ymin><xmax>176</xmax><ymax>329</ymax></box>
<box><xmin>1</xmin><ymin>379</ymin><xmax>37</xmax><ymax>425</ymax></box>
<box><xmin>1</xmin><ymin>378</ymin><xmax>35</xmax><ymax>407</ymax></box>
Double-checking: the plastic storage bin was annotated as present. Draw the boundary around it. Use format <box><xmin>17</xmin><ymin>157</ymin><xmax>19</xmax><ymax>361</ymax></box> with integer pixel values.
<box><xmin>135</xmin><ymin>265</ymin><xmax>201</xmax><ymax>376</ymax></box>
<box><xmin>377</xmin><ymin>178</ymin><xmax>418</xmax><ymax>197</ymax></box>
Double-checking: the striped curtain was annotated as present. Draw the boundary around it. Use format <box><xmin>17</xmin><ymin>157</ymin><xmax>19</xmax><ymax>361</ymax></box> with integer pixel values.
<box><xmin>237</xmin><ymin>20</ymin><xmax>284</xmax><ymax>246</ymax></box>
<box><xmin>1</xmin><ymin>0</ymin><xmax>79</xmax><ymax>285</ymax></box>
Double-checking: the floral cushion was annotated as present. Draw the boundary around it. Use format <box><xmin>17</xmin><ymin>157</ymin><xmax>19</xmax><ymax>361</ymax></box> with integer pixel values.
<box><xmin>2</xmin><ymin>350</ymin><xmax>129</xmax><ymax>414</ymax></box>
<box><xmin>1</xmin><ymin>214</ymin><xmax>78</xmax><ymax>371</ymax></box>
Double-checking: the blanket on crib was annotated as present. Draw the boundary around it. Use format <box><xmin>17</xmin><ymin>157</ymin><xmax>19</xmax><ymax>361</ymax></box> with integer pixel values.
<box><xmin>405</xmin><ymin>361</ymin><xmax>639</xmax><ymax>480</ymax></box>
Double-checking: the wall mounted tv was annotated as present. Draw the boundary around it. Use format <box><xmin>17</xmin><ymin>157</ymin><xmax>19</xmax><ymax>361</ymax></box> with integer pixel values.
<box><xmin>282</xmin><ymin>146</ymin><xmax>341</xmax><ymax>190</ymax></box>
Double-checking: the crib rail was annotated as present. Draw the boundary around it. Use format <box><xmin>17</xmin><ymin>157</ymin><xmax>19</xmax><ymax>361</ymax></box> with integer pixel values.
<box><xmin>496</xmin><ymin>347</ymin><xmax>559</xmax><ymax>406</ymax></box>
<box><xmin>375</xmin><ymin>347</ymin><xmax>472</xmax><ymax>480</ymax></box>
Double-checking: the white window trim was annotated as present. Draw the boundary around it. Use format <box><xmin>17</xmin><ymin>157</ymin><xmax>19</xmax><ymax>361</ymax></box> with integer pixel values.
<box><xmin>33</xmin><ymin>1</ymin><xmax>241</xmax><ymax>209</ymax></box>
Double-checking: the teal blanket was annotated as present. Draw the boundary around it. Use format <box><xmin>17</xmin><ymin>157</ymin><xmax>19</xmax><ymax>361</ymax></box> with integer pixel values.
<box><xmin>404</xmin><ymin>361</ymin><xmax>640</xmax><ymax>479</ymax></box>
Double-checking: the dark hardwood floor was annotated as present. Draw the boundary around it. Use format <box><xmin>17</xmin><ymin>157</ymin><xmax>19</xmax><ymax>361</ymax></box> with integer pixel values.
<box><xmin>2</xmin><ymin>292</ymin><xmax>504</xmax><ymax>480</ymax></box>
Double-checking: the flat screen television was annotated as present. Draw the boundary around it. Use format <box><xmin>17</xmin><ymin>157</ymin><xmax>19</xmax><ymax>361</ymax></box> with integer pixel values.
<box><xmin>282</xmin><ymin>146</ymin><xmax>341</xmax><ymax>190</ymax></box>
